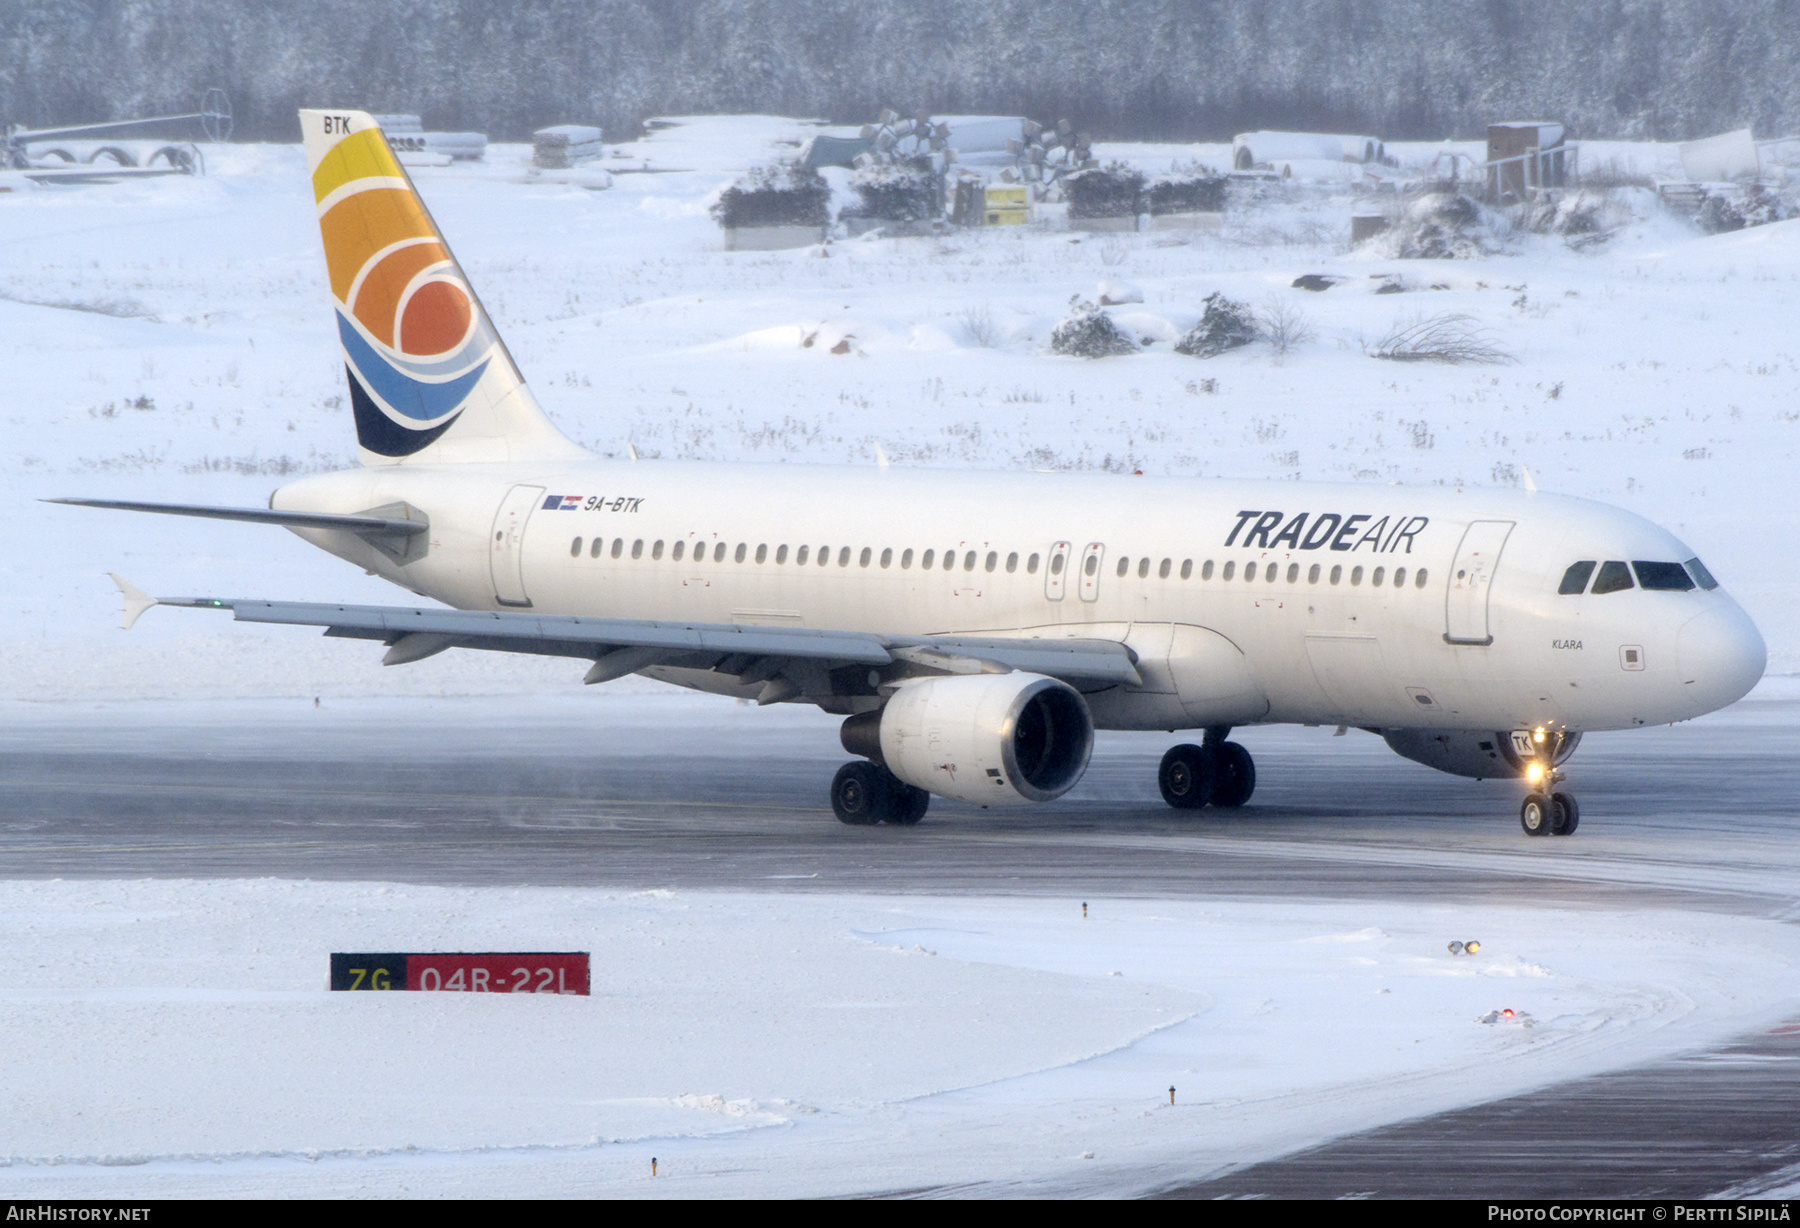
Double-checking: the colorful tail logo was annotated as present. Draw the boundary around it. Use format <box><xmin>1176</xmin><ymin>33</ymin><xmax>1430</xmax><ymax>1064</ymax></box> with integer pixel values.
<box><xmin>300</xmin><ymin>110</ymin><xmax>502</xmax><ymax>458</ymax></box>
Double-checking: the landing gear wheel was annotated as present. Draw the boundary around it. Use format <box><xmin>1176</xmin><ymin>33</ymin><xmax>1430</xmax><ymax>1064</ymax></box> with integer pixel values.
<box><xmin>1211</xmin><ymin>742</ymin><xmax>1256</xmax><ymax>808</ymax></box>
<box><xmin>1520</xmin><ymin>792</ymin><xmax>1552</xmax><ymax>836</ymax></box>
<box><xmin>1550</xmin><ymin>792</ymin><xmax>1579</xmax><ymax>836</ymax></box>
<box><xmin>887</xmin><ymin>779</ymin><xmax>930</xmax><ymax>826</ymax></box>
<box><xmin>831</xmin><ymin>761</ymin><xmax>890</xmax><ymax>825</ymax></box>
<box><xmin>1159</xmin><ymin>744</ymin><xmax>1215</xmax><ymax>809</ymax></box>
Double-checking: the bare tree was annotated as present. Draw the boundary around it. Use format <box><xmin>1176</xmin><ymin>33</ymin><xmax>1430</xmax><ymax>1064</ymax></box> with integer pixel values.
<box><xmin>1371</xmin><ymin>314</ymin><xmax>1512</xmax><ymax>365</ymax></box>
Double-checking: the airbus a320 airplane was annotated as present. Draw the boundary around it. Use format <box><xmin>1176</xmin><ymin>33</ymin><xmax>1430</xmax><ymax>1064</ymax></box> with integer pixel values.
<box><xmin>56</xmin><ymin>110</ymin><xmax>1767</xmax><ymax>836</ymax></box>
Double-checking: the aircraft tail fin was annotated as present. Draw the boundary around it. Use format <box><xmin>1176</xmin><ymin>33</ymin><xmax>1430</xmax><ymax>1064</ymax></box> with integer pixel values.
<box><xmin>298</xmin><ymin>110</ymin><xmax>586</xmax><ymax>466</ymax></box>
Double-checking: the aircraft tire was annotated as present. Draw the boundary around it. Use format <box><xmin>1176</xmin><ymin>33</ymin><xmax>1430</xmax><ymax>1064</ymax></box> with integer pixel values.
<box><xmin>886</xmin><ymin>779</ymin><xmax>930</xmax><ymax>826</ymax></box>
<box><xmin>832</xmin><ymin>761</ymin><xmax>891</xmax><ymax>825</ymax></box>
<box><xmin>1520</xmin><ymin>792</ymin><xmax>1552</xmax><ymax>836</ymax></box>
<box><xmin>1211</xmin><ymin>742</ymin><xmax>1256</xmax><ymax>808</ymax></box>
<box><xmin>1158</xmin><ymin>744</ymin><xmax>1215</xmax><ymax>809</ymax></box>
<box><xmin>1551</xmin><ymin>791</ymin><xmax>1579</xmax><ymax>836</ymax></box>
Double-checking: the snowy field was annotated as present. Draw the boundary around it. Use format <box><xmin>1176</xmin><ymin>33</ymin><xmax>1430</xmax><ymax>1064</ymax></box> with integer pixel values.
<box><xmin>0</xmin><ymin>876</ymin><xmax>1796</xmax><ymax>1198</ymax></box>
<box><xmin>1</xmin><ymin>117</ymin><xmax>1797</xmax><ymax>1197</ymax></box>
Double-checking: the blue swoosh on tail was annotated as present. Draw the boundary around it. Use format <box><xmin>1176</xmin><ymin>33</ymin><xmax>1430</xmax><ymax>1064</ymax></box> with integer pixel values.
<box><xmin>337</xmin><ymin>312</ymin><xmax>489</xmax><ymax>422</ymax></box>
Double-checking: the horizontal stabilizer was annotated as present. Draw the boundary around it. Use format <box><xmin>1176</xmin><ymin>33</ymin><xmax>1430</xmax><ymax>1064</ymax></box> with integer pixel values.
<box><xmin>108</xmin><ymin>573</ymin><xmax>158</xmax><ymax>630</ymax></box>
<box><xmin>46</xmin><ymin>498</ymin><xmax>428</xmax><ymax>538</ymax></box>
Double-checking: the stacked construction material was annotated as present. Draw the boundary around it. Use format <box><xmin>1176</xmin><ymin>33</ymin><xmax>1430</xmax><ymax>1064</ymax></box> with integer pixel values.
<box><xmin>534</xmin><ymin>125</ymin><xmax>604</xmax><ymax>169</ymax></box>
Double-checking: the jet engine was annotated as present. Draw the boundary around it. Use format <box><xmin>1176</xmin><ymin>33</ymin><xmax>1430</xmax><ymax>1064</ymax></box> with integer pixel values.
<box><xmin>843</xmin><ymin>673</ymin><xmax>1094</xmax><ymax>806</ymax></box>
<box><xmin>1382</xmin><ymin>728</ymin><xmax>1582</xmax><ymax>781</ymax></box>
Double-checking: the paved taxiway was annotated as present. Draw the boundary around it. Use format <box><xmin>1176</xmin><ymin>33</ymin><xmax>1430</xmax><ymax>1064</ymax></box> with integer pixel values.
<box><xmin>2</xmin><ymin>685</ymin><xmax>1798</xmax><ymax>1197</ymax></box>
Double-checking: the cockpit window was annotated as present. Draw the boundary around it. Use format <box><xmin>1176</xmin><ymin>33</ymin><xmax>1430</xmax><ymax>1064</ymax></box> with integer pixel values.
<box><xmin>1558</xmin><ymin>561</ymin><xmax>1596</xmax><ymax>595</ymax></box>
<box><xmin>1634</xmin><ymin>561</ymin><xmax>1696</xmax><ymax>591</ymax></box>
<box><xmin>1685</xmin><ymin>557</ymin><xmax>1719</xmax><ymax>591</ymax></box>
<box><xmin>1591</xmin><ymin>560</ymin><xmax>1635</xmax><ymax>594</ymax></box>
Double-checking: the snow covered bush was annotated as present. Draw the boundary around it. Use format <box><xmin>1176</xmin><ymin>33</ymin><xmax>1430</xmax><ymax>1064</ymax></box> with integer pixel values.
<box><xmin>1698</xmin><ymin>186</ymin><xmax>1798</xmax><ymax>234</ymax></box>
<box><xmin>1066</xmin><ymin>162</ymin><xmax>1144</xmax><ymax>219</ymax></box>
<box><xmin>846</xmin><ymin>161</ymin><xmax>941</xmax><ymax>222</ymax></box>
<box><xmin>712</xmin><ymin>163</ymin><xmax>831</xmax><ymax>229</ymax></box>
<box><xmin>1144</xmin><ymin>163</ymin><xmax>1227</xmax><ymax>214</ymax></box>
<box><xmin>1175</xmin><ymin>292</ymin><xmax>1257</xmax><ymax>357</ymax></box>
<box><xmin>1050</xmin><ymin>297</ymin><xmax>1137</xmax><ymax>358</ymax></box>
<box><xmin>1371</xmin><ymin>313</ymin><xmax>1512</xmax><ymax>364</ymax></box>
<box><xmin>1386</xmin><ymin>192</ymin><xmax>1503</xmax><ymax>259</ymax></box>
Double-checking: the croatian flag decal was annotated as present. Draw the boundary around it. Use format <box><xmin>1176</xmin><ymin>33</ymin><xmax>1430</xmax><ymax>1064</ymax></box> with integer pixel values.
<box><xmin>541</xmin><ymin>495</ymin><xmax>584</xmax><ymax>510</ymax></box>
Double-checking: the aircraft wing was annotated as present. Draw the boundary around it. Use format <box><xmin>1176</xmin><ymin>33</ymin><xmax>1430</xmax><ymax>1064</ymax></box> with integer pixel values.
<box><xmin>115</xmin><ymin>581</ymin><xmax>1143</xmax><ymax>694</ymax></box>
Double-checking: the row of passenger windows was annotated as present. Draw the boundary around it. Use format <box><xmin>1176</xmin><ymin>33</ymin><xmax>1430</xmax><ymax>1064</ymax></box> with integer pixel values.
<box><xmin>566</xmin><ymin>535</ymin><xmax>1428</xmax><ymax>589</ymax></box>
<box><xmin>1558</xmin><ymin>558</ymin><xmax>1717</xmax><ymax>595</ymax></box>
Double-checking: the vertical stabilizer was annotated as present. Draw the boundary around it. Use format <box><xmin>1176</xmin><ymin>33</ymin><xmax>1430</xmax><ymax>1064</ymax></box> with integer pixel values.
<box><xmin>299</xmin><ymin>109</ymin><xmax>587</xmax><ymax>466</ymax></box>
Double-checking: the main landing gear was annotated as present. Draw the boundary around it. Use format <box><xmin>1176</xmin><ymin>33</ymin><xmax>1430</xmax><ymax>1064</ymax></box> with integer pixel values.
<box><xmin>1158</xmin><ymin>727</ymin><xmax>1256</xmax><ymax>811</ymax></box>
<box><xmin>831</xmin><ymin>761</ymin><xmax>931</xmax><ymax>826</ymax></box>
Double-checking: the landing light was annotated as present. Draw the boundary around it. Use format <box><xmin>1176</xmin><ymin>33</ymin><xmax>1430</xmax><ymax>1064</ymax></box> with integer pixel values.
<box><xmin>1525</xmin><ymin>762</ymin><xmax>1545</xmax><ymax>784</ymax></box>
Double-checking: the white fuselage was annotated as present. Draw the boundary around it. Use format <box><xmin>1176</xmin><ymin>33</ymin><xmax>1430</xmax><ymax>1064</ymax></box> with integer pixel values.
<box><xmin>274</xmin><ymin>461</ymin><xmax>1766</xmax><ymax>735</ymax></box>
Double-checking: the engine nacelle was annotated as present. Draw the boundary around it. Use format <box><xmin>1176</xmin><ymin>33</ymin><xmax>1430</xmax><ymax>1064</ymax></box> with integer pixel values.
<box><xmin>860</xmin><ymin>673</ymin><xmax>1094</xmax><ymax>806</ymax></box>
<box><xmin>1382</xmin><ymin>728</ymin><xmax>1582</xmax><ymax>781</ymax></box>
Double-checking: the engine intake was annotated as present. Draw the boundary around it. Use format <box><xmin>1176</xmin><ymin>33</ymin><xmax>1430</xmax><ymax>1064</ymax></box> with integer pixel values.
<box><xmin>847</xmin><ymin>672</ymin><xmax>1094</xmax><ymax>806</ymax></box>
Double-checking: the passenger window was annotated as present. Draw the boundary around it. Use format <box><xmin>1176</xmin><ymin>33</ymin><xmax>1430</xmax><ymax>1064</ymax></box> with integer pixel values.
<box><xmin>901</xmin><ymin>548</ymin><xmax>914</xmax><ymax>569</ymax></box>
<box><xmin>840</xmin><ymin>547</ymin><xmax>852</xmax><ymax>567</ymax></box>
<box><xmin>1634</xmin><ymin>561</ymin><xmax>1696</xmax><ymax>591</ymax></box>
<box><xmin>714</xmin><ymin>542</ymin><xmax>727</xmax><ymax>562</ymax></box>
<box><xmin>776</xmin><ymin>544</ymin><xmax>788</xmax><ymax>564</ymax></box>
<box><xmin>1308</xmin><ymin>563</ymin><xmax>1320</xmax><ymax>583</ymax></box>
<box><xmin>963</xmin><ymin>550</ymin><xmax>976</xmax><ymax>571</ymax></box>
<box><xmin>653</xmin><ymin>540</ymin><xmax>665</xmax><ymax>560</ymax></box>
<box><xmin>1351</xmin><ymin>566</ymin><xmax>1363</xmax><ymax>585</ymax></box>
<box><xmin>570</xmin><ymin>537</ymin><xmax>582</xmax><ymax>557</ymax></box>
<box><xmin>1393</xmin><ymin>566</ymin><xmax>1406</xmax><ymax>587</ymax></box>
<box><xmin>1222</xmin><ymin>561</ymin><xmax>1235</xmax><ymax>581</ymax></box>
<box><xmin>632</xmin><ymin>539</ymin><xmax>645</xmax><ymax>560</ymax></box>
<box><xmin>921</xmin><ymin>549</ymin><xmax>935</xmax><ymax>569</ymax></box>
<box><xmin>1685</xmin><ymin>557</ymin><xmax>1719</xmax><ymax>590</ymax></box>
<box><xmin>611</xmin><ymin>539</ymin><xmax>624</xmax><ymax>559</ymax></box>
<box><xmin>985</xmin><ymin>551</ymin><xmax>998</xmax><ymax>572</ymax></box>
<box><xmin>591</xmin><ymin>538</ymin><xmax>604</xmax><ymax>559</ymax></box>
<box><xmin>1329</xmin><ymin>564</ymin><xmax>1341</xmax><ymax>585</ymax></box>
<box><xmin>1028</xmin><ymin>553</ymin><xmax>1040</xmax><ymax>574</ymax></box>
<box><xmin>754</xmin><ymin>544</ymin><xmax>767</xmax><ymax>564</ymax></box>
<box><xmin>1371</xmin><ymin>566</ymin><xmax>1385</xmax><ymax>586</ymax></box>
<box><xmin>1201</xmin><ymin>560</ymin><xmax>1214</xmax><ymax>580</ymax></box>
<box><xmin>1287</xmin><ymin>563</ymin><xmax>1299</xmax><ymax>583</ymax></box>
<box><xmin>1266</xmin><ymin>564</ymin><xmax>1277</xmax><ymax>583</ymax></box>
<box><xmin>1132</xmin><ymin>558</ymin><xmax>1145</xmax><ymax>578</ymax></box>
<box><xmin>1006</xmin><ymin>551</ymin><xmax>1018</xmax><ymax>573</ymax></box>
<box><xmin>880</xmin><ymin>548</ymin><xmax>893</xmax><ymax>568</ymax></box>
<box><xmin>673</xmin><ymin>540</ymin><xmax>686</xmax><ymax>562</ymax></box>
<box><xmin>1247</xmin><ymin>563</ymin><xmax>1260</xmax><ymax>582</ymax></box>
<box><xmin>1415</xmin><ymin>568</ymin><xmax>1428</xmax><ymax>588</ymax></box>
<box><xmin>796</xmin><ymin>545</ymin><xmax>810</xmax><ymax>565</ymax></box>
<box><xmin>859</xmin><ymin>547</ymin><xmax>872</xmax><ymax>567</ymax></box>
<box><xmin>733</xmin><ymin>543</ymin><xmax>746</xmax><ymax>563</ymax></box>
<box><xmin>818</xmin><ymin>546</ymin><xmax>830</xmax><ymax>567</ymax></box>
<box><xmin>944</xmin><ymin>550</ymin><xmax>956</xmax><ymax>571</ymax></box>
<box><xmin>1592</xmin><ymin>560</ymin><xmax>1634</xmax><ymax>594</ymax></box>
<box><xmin>1116</xmin><ymin>557</ymin><xmax>1130</xmax><ymax>578</ymax></box>
<box><xmin>1180</xmin><ymin>559</ymin><xmax>1193</xmax><ymax>580</ymax></box>
<box><xmin>1049</xmin><ymin>553</ymin><xmax>1063</xmax><ymax>575</ymax></box>
<box><xmin>1558</xmin><ymin>561</ymin><xmax>1596</xmax><ymax>595</ymax></box>
<box><xmin>1085</xmin><ymin>554</ymin><xmax>1099</xmax><ymax>577</ymax></box>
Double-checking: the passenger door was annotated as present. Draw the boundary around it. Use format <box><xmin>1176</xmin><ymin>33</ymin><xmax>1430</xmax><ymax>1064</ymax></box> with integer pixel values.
<box><xmin>1444</xmin><ymin>520</ymin><xmax>1514</xmax><ymax>645</ymax></box>
<box><xmin>490</xmin><ymin>484</ymin><xmax>545</xmax><ymax>608</ymax></box>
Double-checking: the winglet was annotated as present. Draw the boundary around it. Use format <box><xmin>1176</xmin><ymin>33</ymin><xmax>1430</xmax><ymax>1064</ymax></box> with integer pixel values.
<box><xmin>109</xmin><ymin>573</ymin><xmax>158</xmax><ymax>630</ymax></box>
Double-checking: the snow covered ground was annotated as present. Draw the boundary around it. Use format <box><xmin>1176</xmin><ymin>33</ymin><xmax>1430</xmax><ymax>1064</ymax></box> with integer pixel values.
<box><xmin>0</xmin><ymin>115</ymin><xmax>1794</xmax><ymax>700</ymax></box>
<box><xmin>0</xmin><ymin>878</ymin><xmax>1795</xmax><ymax>1198</ymax></box>
<box><xmin>2</xmin><ymin>116</ymin><xmax>1797</xmax><ymax>1197</ymax></box>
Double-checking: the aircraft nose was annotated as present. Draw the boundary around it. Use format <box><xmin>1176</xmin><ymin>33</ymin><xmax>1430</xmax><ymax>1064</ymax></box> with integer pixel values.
<box><xmin>1677</xmin><ymin>604</ymin><xmax>1767</xmax><ymax>711</ymax></box>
